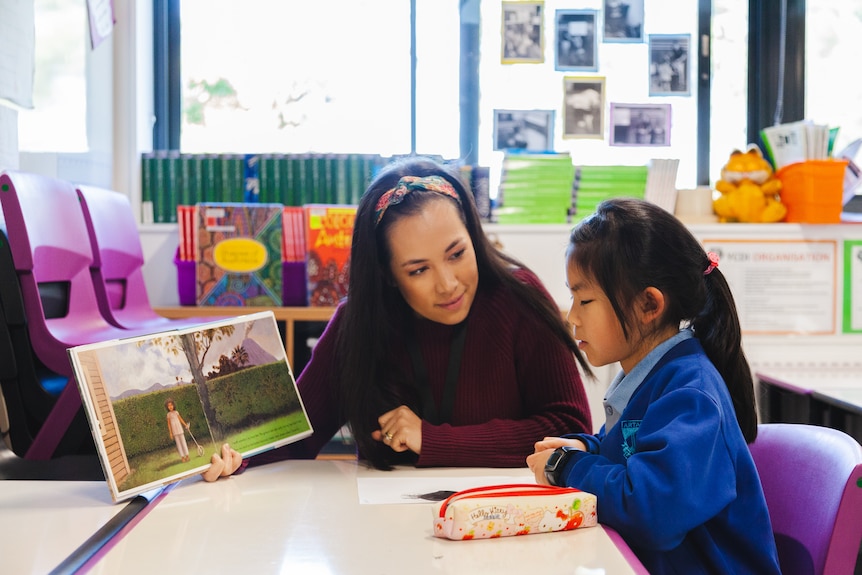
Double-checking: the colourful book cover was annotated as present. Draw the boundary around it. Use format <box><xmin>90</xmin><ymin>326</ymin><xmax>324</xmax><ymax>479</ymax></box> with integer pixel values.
<box><xmin>196</xmin><ymin>202</ymin><xmax>284</xmax><ymax>306</ymax></box>
<box><xmin>304</xmin><ymin>204</ymin><xmax>356</xmax><ymax>307</ymax></box>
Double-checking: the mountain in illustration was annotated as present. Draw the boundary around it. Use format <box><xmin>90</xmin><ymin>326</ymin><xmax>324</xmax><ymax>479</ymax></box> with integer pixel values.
<box><xmin>241</xmin><ymin>337</ymin><xmax>278</xmax><ymax>366</ymax></box>
<box><xmin>112</xmin><ymin>379</ymin><xmax>192</xmax><ymax>401</ymax></box>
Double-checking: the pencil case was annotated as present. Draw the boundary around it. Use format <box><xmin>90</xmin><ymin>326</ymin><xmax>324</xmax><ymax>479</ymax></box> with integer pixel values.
<box><xmin>432</xmin><ymin>483</ymin><xmax>597</xmax><ymax>540</ymax></box>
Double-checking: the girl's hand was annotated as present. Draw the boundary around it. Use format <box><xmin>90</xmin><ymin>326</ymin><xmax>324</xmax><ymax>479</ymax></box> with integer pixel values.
<box><xmin>526</xmin><ymin>437</ymin><xmax>587</xmax><ymax>485</ymax></box>
<box><xmin>201</xmin><ymin>443</ymin><xmax>243</xmax><ymax>482</ymax></box>
<box><xmin>532</xmin><ymin>436</ymin><xmax>586</xmax><ymax>453</ymax></box>
<box><xmin>372</xmin><ymin>405</ymin><xmax>422</xmax><ymax>454</ymax></box>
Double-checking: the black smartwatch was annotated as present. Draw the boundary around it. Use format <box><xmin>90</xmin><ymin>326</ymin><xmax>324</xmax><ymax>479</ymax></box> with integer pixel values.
<box><xmin>544</xmin><ymin>446</ymin><xmax>579</xmax><ymax>486</ymax></box>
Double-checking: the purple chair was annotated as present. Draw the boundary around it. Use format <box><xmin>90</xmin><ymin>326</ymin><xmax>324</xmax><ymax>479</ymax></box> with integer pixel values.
<box><xmin>0</xmin><ymin>170</ymin><xmax>160</xmax><ymax>459</ymax></box>
<box><xmin>75</xmin><ymin>184</ymin><xmax>223</xmax><ymax>330</ymax></box>
<box><xmin>749</xmin><ymin>423</ymin><xmax>862</xmax><ymax>575</ymax></box>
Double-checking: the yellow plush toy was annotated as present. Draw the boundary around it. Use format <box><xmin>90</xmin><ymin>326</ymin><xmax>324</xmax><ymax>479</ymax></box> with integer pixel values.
<box><xmin>713</xmin><ymin>144</ymin><xmax>787</xmax><ymax>223</ymax></box>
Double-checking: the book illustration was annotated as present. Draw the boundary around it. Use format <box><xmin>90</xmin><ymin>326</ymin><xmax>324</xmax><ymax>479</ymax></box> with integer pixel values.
<box><xmin>196</xmin><ymin>203</ymin><xmax>284</xmax><ymax>306</ymax></box>
<box><xmin>69</xmin><ymin>312</ymin><xmax>313</xmax><ymax>502</ymax></box>
<box><xmin>304</xmin><ymin>204</ymin><xmax>356</xmax><ymax>306</ymax></box>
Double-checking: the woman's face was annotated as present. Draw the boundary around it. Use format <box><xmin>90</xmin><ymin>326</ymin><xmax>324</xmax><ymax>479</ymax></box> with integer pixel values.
<box><xmin>386</xmin><ymin>198</ymin><xmax>479</xmax><ymax>325</ymax></box>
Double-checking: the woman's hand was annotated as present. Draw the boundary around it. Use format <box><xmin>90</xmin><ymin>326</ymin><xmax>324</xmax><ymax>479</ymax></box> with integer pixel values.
<box><xmin>372</xmin><ymin>405</ymin><xmax>422</xmax><ymax>454</ymax></box>
<box><xmin>201</xmin><ymin>443</ymin><xmax>243</xmax><ymax>482</ymax></box>
<box><xmin>526</xmin><ymin>437</ymin><xmax>586</xmax><ymax>485</ymax></box>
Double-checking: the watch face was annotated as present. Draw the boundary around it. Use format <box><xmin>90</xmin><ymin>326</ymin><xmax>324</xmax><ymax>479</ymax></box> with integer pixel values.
<box><xmin>544</xmin><ymin>447</ymin><xmax>568</xmax><ymax>486</ymax></box>
<box><xmin>546</xmin><ymin>449</ymin><xmax>565</xmax><ymax>471</ymax></box>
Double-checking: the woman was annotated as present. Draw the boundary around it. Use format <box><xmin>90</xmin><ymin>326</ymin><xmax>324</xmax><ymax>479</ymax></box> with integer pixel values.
<box><xmin>207</xmin><ymin>156</ymin><xmax>592</xmax><ymax>478</ymax></box>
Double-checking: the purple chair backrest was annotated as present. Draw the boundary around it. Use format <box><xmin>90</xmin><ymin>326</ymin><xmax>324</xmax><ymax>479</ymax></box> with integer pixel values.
<box><xmin>749</xmin><ymin>423</ymin><xmax>862</xmax><ymax>575</ymax></box>
<box><xmin>75</xmin><ymin>184</ymin><xmax>227</xmax><ymax>330</ymax></box>
<box><xmin>76</xmin><ymin>184</ymin><xmax>156</xmax><ymax>325</ymax></box>
<box><xmin>0</xmin><ymin>170</ymin><xmax>128</xmax><ymax>375</ymax></box>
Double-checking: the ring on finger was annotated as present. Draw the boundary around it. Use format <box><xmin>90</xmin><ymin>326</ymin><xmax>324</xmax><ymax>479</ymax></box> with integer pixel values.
<box><xmin>384</xmin><ymin>432</ymin><xmax>394</xmax><ymax>441</ymax></box>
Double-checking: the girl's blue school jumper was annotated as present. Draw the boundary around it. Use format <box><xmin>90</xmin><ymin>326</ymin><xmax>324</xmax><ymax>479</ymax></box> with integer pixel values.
<box><xmin>563</xmin><ymin>332</ymin><xmax>781</xmax><ymax>575</ymax></box>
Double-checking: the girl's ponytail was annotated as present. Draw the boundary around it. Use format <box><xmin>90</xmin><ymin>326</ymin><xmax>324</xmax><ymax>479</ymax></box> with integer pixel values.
<box><xmin>692</xmin><ymin>266</ymin><xmax>758</xmax><ymax>443</ymax></box>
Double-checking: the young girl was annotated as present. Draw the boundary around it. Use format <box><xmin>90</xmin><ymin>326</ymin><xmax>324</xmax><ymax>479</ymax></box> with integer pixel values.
<box><xmin>206</xmin><ymin>156</ymin><xmax>593</xmax><ymax>479</ymax></box>
<box><xmin>165</xmin><ymin>398</ymin><xmax>190</xmax><ymax>463</ymax></box>
<box><xmin>527</xmin><ymin>198</ymin><xmax>780</xmax><ymax>574</ymax></box>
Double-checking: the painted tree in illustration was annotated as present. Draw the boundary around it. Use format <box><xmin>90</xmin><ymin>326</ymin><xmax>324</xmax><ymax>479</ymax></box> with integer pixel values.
<box><xmin>149</xmin><ymin>325</ymin><xmax>236</xmax><ymax>438</ymax></box>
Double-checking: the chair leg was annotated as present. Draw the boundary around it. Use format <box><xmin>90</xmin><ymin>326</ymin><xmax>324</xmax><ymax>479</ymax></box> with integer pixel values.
<box><xmin>24</xmin><ymin>379</ymin><xmax>83</xmax><ymax>460</ymax></box>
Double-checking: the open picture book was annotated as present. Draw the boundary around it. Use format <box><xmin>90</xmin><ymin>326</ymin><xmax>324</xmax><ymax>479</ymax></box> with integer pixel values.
<box><xmin>68</xmin><ymin>311</ymin><xmax>313</xmax><ymax>502</ymax></box>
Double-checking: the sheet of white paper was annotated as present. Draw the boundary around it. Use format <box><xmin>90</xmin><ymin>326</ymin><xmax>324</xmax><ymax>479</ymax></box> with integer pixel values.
<box><xmin>357</xmin><ymin>475</ymin><xmax>535</xmax><ymax>505</ymax></box>
<box><xmin>87</xmin><ymin>0</ymin><xmax>115</xmax><ymax>49</ymax></box>
<box><xmin>0</xmin><ymin>0</ymin><xmax>35</xmax><ymax>108</ymax></box>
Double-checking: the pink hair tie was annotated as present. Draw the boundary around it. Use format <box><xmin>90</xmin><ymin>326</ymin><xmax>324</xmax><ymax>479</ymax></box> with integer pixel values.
<box><xmin>703</xmin><ymin>251</ymin><xmax>719</xmax><ymax>275</ymax></box>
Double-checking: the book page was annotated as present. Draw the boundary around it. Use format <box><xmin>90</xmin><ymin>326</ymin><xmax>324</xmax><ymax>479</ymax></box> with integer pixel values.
<box><xmin>68</xmin><ymin>312</ymin><xmax>313</xmax><ymax>502</ymax></box>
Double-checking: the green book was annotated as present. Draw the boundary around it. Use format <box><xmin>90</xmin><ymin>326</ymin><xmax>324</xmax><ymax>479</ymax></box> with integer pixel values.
<box><xmin>334</xmin><ymin>154</ymin><xmax>349</xmax><ymax>205</ymax></box>
<box><xmin>221</xmin><ymin>154</ymin><xmax>245</xmax><ymax>202</ymax></box>
<box><xmin>202</xmin><ymin>154</ymin><xmax>221</xmax><ymax>203</ymax></box>
<box><xmin>347</xmin><ymin>153</ymin><xmax>363</xmax><ymax>204</ymax></box>
<box><xmin>140</xmin><ymin>152</ymin><xmax>156</xmax><ymax>224</ymax></box>
<box><xmin>296</xmin><ymin>154</ymin><xmax>310</xmax><ymax>206</ymax></box>
<box><xmin>286</xmin><ymin>154</ymin><xmax>302</xmax><ymax>206</ymax></box>
<box><xmin>258</xmin><ymin>154</ymin><xmax>277</xmax><ymax>204</ymax></box>
<box><xmin>152</xmin><ymin>150</ymin><xmax>168</xmax><ymax>223</ymax></box>
<box><xmin>182</xmin><ymin>154</ymin><xmax>204</xmax><ymax>206</ymax></box>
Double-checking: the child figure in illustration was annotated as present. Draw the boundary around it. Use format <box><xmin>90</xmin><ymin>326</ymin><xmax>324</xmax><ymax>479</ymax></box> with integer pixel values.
<box><xmin>165</xmin><ymin>398</ymin><xmax>191</xmax><ymax>463</ymax></box>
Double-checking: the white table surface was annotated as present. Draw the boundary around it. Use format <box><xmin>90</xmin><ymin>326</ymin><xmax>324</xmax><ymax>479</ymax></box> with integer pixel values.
<box><xmin>0</xmin><ymin>480</ymin><xmax>124</xmax><ymax>575</ymax></box>
<box><xmin>84</xmin><ymin>459</ymin><xmax>646</xmax><ymax>575</ymax></box>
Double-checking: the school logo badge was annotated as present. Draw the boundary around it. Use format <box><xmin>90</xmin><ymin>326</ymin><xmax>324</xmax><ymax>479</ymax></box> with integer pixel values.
<box><xmin>620</xmin><ymin>420</ymin><xmax>641</xmax><ymax>459</ymax></box>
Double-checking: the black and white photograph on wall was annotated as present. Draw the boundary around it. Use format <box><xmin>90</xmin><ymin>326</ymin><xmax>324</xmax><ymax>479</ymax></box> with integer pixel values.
<box><xmin>609</xmin><ymin>103</ymin><xmax>671</xmax><ymax>146</ymax></box>
<box><xmin>563</xmin><ymin>76</ymin><xmax>605</xmax><ymax>139</ymax></box>
<box><xmin>555</xmin><ymin>9</ymin><xmax>598</xmax><ymax>72</ymax></box>
<box><xmin>603</xmin><ymin>0</ymin><xmax>644</xmax><ymax>43</ymax></box>
<box><xmin>648</xmin><ymin>34</ymin><xmax>691</xmax><ymax>96</ymax></box>
<box><xmin>493</xmin><ymin>109</ymin><xmax>555</xmax><ymax>152</ymax></box>
<box><xmin>501</xmin><ymin>1</ymin><xmax>544</xmax><ymax>64</ymax></box>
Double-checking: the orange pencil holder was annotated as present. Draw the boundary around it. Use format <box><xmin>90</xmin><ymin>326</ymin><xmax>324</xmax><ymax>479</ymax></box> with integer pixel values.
<box><xmin>775</xmin><ymin>159</ymin><xmax>849</xmax><ymax>223</ymax></box>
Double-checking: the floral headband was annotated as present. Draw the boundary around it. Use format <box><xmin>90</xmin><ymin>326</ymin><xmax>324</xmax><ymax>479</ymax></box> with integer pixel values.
<box><xmin>374</xmin><ymin>175</ymin><xmax>461</xmax><ymax>226</ymax></box>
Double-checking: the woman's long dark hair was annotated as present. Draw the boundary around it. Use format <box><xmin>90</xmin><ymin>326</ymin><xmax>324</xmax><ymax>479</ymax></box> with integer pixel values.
<box><xmin>567</xmin><ymin>197</ymin><xmax>758</xmax><ymax>443</ymax></box>
<box><xmin>336</xmin><ymin>156</ymin><xmax>590</xmax><ymax>468</ymax></box>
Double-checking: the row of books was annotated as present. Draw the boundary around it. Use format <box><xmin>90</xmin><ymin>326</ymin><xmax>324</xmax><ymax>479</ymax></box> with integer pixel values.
<box><xmin>572</xmin><ymin>165</ymin><xmax>649</xmax><ymax>221</ymax></box>
<box><xmin>496</xmin><ymin>153</ymin><xmax>576</xmax><ymax>224</ymax></box>
<box><xmin>176</xmin><ymin>202</ymin><xmax>356</xmax><ymax>308</ymax></box>
<box><xmin>141</xmin><ymin>152</ymin><xmax>385</xmax><ymax>224</ymax></box>
<box><xmin>760</xmin><ymin>120</ymin><xmax>839</xmax><ymax>170</ymax></box>
<box><xmin>494</xmin><ymin>153</ymin><xmax>650</xmax><ymax>224</ymax></box>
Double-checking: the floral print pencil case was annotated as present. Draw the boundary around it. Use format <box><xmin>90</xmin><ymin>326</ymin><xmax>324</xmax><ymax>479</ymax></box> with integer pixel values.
<box><xmin>432</xmin><ymin>483</ymin><xmax>597</xmax><ymax>540</ymax></box>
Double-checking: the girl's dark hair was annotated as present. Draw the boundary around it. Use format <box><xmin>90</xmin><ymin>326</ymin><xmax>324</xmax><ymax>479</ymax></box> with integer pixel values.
<box><xmin>567</xmin><ymin>197</ymin><xmax>757</xmax><ymax>443</ymax></box>
<box><xmin>336</xmin><ymin>156</ymin><xmax>590</xmax><ymax>468</ymax></box>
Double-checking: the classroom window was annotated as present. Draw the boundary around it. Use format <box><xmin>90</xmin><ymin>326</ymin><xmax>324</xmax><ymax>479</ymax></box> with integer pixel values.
<box><xmin>178</xmin><ymin>0</ymin><xmax>460</xmax><ymax>159</ymax></box>
<box><xmin>805</xmin><ymin>0</ymin><xmax>862</xmax><ymax>154</ymax></box>
<box><xmin>17</xmin><ymin>0</ymin><xmax>88</xmax><ymax>152</ymax></box>
<box><xmin>175</xmin><ymin>1</ymin><xmax>733</xmax><ymax>189</ymax></box>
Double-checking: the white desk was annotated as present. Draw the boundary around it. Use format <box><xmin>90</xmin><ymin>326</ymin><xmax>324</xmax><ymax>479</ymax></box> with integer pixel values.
<box><xmin>0</xmin><ymin>480</ymin><xmax>126</xmax><ymax>574</ymax></box>
<box><xmin>85</xmin><ymin>460</ymin><xmax>647</xmax><ymax>575</ymax></box>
